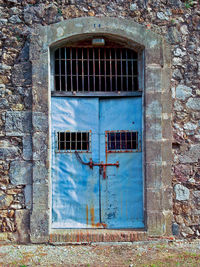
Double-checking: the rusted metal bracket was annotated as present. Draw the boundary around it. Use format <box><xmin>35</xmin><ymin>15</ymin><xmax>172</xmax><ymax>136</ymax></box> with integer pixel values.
<box><xmin>75</xmin><ymin>151</ymin><xmax>119</xmax><ymax>179</ymax></box>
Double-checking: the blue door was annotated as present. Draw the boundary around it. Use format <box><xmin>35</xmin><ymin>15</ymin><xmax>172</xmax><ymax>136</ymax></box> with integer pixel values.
<box><xmin>100</xmin><ymin>98</ymin><xmax>144</xmax><ymax>228</ymax></box>
<box><xmin>51</xmin><ymin>97</ymin><xmax>143</xmax><ymax>228</ymax></box>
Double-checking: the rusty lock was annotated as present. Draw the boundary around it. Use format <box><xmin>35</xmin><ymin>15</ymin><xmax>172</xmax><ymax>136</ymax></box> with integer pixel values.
<box><xmin>75</xmin><ymin>151</ymin><xmax>119</xmax><ymax>179</ymax></box>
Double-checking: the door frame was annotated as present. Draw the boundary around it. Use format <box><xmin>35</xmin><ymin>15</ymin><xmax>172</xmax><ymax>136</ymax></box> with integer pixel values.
<box><xmin>30</xmin><ymin>17</ymin><xmax>172</xmax><ymax>243</ymax></box>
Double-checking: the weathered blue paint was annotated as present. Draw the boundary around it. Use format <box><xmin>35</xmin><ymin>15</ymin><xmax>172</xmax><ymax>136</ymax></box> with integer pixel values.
<box><xmin>100</xmin><ymin>98</ymin><xmax>144</xmax><ymax>228</ymax></box>
<box><xmin>51</xmin><ymin>97</ymin><xmax>100</xmax><ymax>228</ymax></box>
<box><xmin>51</xmin><ymin>97</ymin><xmax>143</xmax><ymax>229</ymax></box>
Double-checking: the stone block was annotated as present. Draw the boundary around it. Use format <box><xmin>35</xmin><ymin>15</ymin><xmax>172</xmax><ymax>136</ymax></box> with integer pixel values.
<box><xmin>15</xmin><ymin>209</ymin><xmax>30</xmax><ymax>243</ymax></box>
<box><xmin>0</xmin><ymin>192</ymin><xmax>13</xmax><ymax>209</ymax></box>
<box><xmin>30</xmin><ymin>209</ymin><xmax>49</xmax><ymax>243</ymax></box>
<box><xmin>167</xmin><ymin>27</ymin><xmax>182</xmax><ymax>44</ymax></box>
<box><xmin>162</xmin><ymin>116</ymin><xmax>172</xmax><ymax>140</ymax></box>
<box><xmin>176</xmin><ymin>85</ymin><xmax>193</xmax><ymax>101</ymax></box>
<box><xmin>162</xmin><ymin>40</ymin><xmax>171</xmax><ymax>67</ymax></box>
<box><xmin>146</xmin><ymin>141</ymin><xmax>162</xmax><ymax>163</ymax></box>
<box><xmin>145</xmin><ymin>162</ymin><xmax>162</xmax><ymax>189</ymax></box>
<box><xmin>162</xmin><ymin>67</ymin><xmax>171</xmax><ymax>93</ymax></box>
<box><xmin>32</xmin><ymin>59</ymin><xmax>49</xmax><ymax>113</ymax></box>
<box><xmin>23</xmin><ymin>135</ymin><xmax>32</xmax><ymax>160</ymax></box>
<box><xmin>146</xmin><ymin>40</ymin><xmax>162</xmax><ymax>65</ymax></box>
<box><xmin>162</xmin><ymin>187</ymin><xmax>173</xmax><ymax>210</ymax></box>
<box><xmin>9</xmin><ymin>161</ymin><xmax>32</xmax><ymax>185</ymax></box>
<box><xmin>147</xmin><ymin>212</ymin><xmax>165</xmax><ymax>236</ymax></box>
<box><xmin>146</xmin><ymin>189</ymin><xmax>162</xmax><ymax>211</ymax></box>
<box><xmin>33</xmin><ymin>161</ymin><xmax>48</xmax><ymax>184</ymax></box>
<box><xmin>145</xmin><ymin>92</ymin><xmax>162</xmax><ymax>119</ymax></box>
<box><xmin>145</xmin><ymin>67</ymin><xmax>162</xmax><ymax>93</ymax></box>
<box><xmin>162</xmin><ymin>92</ymin><xmax>172</xmax><ymax>114</ymax></box>
<box><xmin>0</xmin><ymin>147</ymin><xmax>19</xmax><ymax>160</ymax></box>
<box><xmin>186</xmin><ymin>98</ymin><xmax>200</xmax><ymax>111</ymax></box>
<box><xmin>24</xmin><ymin>185</ymin><xmax>32</xmax><ymax>210</ymax></box>
<box><xmin>5</xmin><ymin>111</ymin><xmax>32</xmax><ymax>136</ymax></box>
<box><xmin>146</xmin><ymin>117</ymin><xmax>162</xmax><ymax>140</ymax></box>
<box><xmin>163</xmin><ymin>211</ymin><xmax>173</xmax><ymax>236</ymax></box>
<box><xmin>162</xmin><ymin>163</ymin><xmax>172</xmax><ymax>187</ymax></box>
<box><xmin>12</xmin><ymin>62</ymin><xmax>32</xmax><ymax>86</ymax></box>
<box><xmin>32</xmin><ymin>184</ymin><xmax>49</xmax><ymax>209</ymax></box>
<box><xmin>179</xmin><ymin>144</ymin><xmax>200</xmax><ymax>163</ymax></box>
<box><xmin>0</xmin><ymin>98</ymin><xmax>9</xmax><ymax>109</ymax></box>
<box><xmin>162</xmin><ymin>140</ymin><xmax>172</xmax><ymax>163</ymax></box>
<box><xmin>32</xmin><ymin>132</ymin><xmax>48</xmax><ymax>160</ymax></box>
<box><xmin>32</xmin><ymin>112</ymin><xmax>48</xmax><ymax>132</ymax></box>
<box><xmin>174</xmin><ymin>184</ymin><xmax>190</xmax><ymax>201</ymax></box>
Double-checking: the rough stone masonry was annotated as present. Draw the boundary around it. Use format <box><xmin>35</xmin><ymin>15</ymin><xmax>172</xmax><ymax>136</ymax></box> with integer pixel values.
<box><xmin>0</xmin><ymin>0</ymin><xmax>199</xmax><ymax>242</ymax></box>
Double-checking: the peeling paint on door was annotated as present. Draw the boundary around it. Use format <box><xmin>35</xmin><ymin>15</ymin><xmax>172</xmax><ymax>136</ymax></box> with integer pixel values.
<box><xmin>51</xmin><ymin>97</ymin><xmax>144</xmax><ymax>229</ymax></box>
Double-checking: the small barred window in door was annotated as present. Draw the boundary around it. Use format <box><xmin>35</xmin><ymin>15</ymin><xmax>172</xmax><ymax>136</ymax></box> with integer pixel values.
<box><xmin>57</xmin><ymin>131</ymin><xmax>91</xmax><ymax>152</ymax></box>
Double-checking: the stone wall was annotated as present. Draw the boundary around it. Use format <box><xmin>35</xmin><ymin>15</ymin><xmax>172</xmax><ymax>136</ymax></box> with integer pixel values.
<box><xmin>0</xmin><ymin>0</ymin><xmax>199</xmax><ymax>242</ymax></box>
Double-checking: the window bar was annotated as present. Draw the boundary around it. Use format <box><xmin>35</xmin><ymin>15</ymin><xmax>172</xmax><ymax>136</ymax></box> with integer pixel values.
<box><xmin>70</xmin><ymin>132</ymin><xmax>71</xmax><ymax>152</ymax></box>
<box><xmin>125</xmin><ymin>131</ymin><xmax>127</xmax><ymax>149</ymax></box>
<box><xmin>93</xmin><ymin>48</ymin><xmax>95</xmax><ymax>91</ymax></box>
<box><xmin>70</xmin><ymin>48</ymin><xmax>73</xmax><ymax>91</ymax></box>
<box><xmin>75</xmin><ymin>132</ymin><xmax>77</xmax><ymax>150</ymax></box>
<box><xmin>98</xmin><ymin>48</ymin><xmax>101</xmax><ymax>91</ymax></box>
<box><xmin>120</xmin><ymin>49</ymin><xmax>123</xmax><ymax>91</ymax></box>
<box><xmin>76</xmin><ymin>48</ymin><xmax>78</xmax><ymax>92</ymax></box>
<box><xmin>81</xmin><ymin>132</ymin><xmax>82</xmax><ymax>151</ymax></box>
<box><xmin>136</xmin><ymin>132</ymin><xmax>138</xmax><ymax>150</ymax></box>
<box><xmin>115</xmin><ymin>132</ymin><xmax>117</xmax><ymax>150</ymax></box>
<box><xmin>131</xmin><ymin>131</ymin><xmax>133</xmax><ymax>150</ymax></box>
<box><xmin>82</xmin><ymin>48</ymin><xmax>84</xmax><ymax>92</ymax></box>
<box><xmin>64</xmin><ymin>132</ymin><xmax>66</xmax><ymax>151</ymax></box>
<box><xmin>115</xmin><ymin>49</ymin><xmax>117</xmax><ymax>91</ymax></box>
<box><xmin>120</xmin><ymin>132</ymin><xmax>122</xmax><ymax>150</ymax></box>
<box><xmin>59</xmin><ymin>48</ymin><xmax>61</xmax><ymax>91</ymax></box>
<box><xmin>87</xmin><ymin>48</ymin><xmax>90</xmax><ymax>92</ymax></box>
<box><xmin>131</xmin><ymin>51</ymin><xmax>134</xmax><ymax>91</ymax></box>
<box><xmin>58</xmin><ymin>132</ymin><xmax>60</xmax><ymax>152</ymax></box>
<box><xmin>110</xmin><ymin>49</ymin><xmax>112</xmax><ymax>91</ymax></box>
<box><xmin>65</xmin><ymin>48</ymin><xmax>67</xmax><ymax>91</ymax></box>
<box><xmin>104</xmin><ymin>48</ymin><xmax>107</xmax><ymax>91</ymax></box>
<box><xmin>126</xmin><ymin>49</ymin><xmax>128</xmax><ymax>91</ymax></box>
<box><xmin>87</xmin><ymin>132</ymin><xmax>89</xmax><ymax>151</ymax></box>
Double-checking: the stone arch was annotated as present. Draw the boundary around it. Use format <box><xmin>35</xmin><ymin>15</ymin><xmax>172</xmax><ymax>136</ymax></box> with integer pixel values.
<box><xmin>30</xmin><ymin>17</ymin><xmax>172</xmax><ymax>243</ymax></box>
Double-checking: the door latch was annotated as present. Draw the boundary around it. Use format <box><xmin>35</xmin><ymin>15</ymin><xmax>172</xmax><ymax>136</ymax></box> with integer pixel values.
<box><xmin>75</xmin><ymin>151</ymin><xmax>119</xmax><ymax>179</ymax></box>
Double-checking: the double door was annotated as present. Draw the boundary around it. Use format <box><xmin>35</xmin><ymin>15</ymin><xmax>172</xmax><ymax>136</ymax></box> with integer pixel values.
<box><xmin>51</xmin><ymin>97</ymin><xmax>144</xmax><ymax>229</ymax></box>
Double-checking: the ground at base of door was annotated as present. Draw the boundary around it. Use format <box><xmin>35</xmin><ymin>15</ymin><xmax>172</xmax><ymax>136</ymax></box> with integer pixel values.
<box><xmin>0</xmin><ymin>239</ymin><xmax>200</xmax><ymax>266</ymax></box>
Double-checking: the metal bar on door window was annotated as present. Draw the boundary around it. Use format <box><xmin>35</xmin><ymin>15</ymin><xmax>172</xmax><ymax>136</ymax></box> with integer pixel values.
<box><xmin>82</xmin><ymin>48</ymin><xmax>84</xmax><ymax>92</ymax></box>
<box><xmin>59</xmin><ymin>48</ymin><xmax>61</xmax><ymax>91</ymax></box>
<box><xmin>126</xmin><ymin>49</ymin><xmax>128</xmax><ymax>91</ymax></box>
<box><xmin>120</xmin><ymin>49</ymin><xmax>123</xmax><ymax>91</ymax></box>
<box><xmin>98</xmin><ymin>48</ymin><xmax>101</xmax><ymax>91</ymax></box>
<box><xmin>70</xmin><ymin>132</ymin><xmax>71</xmax><ymax>152</ymax></box>
<box><xmin>65</xmin><ymin>48</ymin><xmax>67</xmax><ymax>91</ymax></box>
<box><xmin>87</xmin><ymin>48</ymin><xmax>90</xmax><ymax>92</ymax></box>
<box><xmin>110</xmin><ymin>49</ymin><xmax>112</xmax><ymax>91</ymax></box>
<box><xmin>115</xmin><ymin>48</ymin><xmax>117</xmax><ymax>91</ymax></box>
<box><xmin>104</xmin><ymin>48</ymin><xmax>106</xmax><ymax>91</ymax></box>
<box><xmin>76</xmin><ymin>48</ymin><xmax>78</xmax><ymax>91</ymax></box>
<box><xmin>131</xmin><ymin>51</ymin><xmax>134</xmax><ymax>91</ymax></box>
<box><xmin>70</xmin><ymin>48</ymin><xmax>73</xmax><ymax>91</ymax></box>
<box><xmin>75</xmin><ymin>132</ymin><xmax>77</xmax><ymax>151</ymax></box>
<box><xmin>93</xmin><ymin>48</ymin><xmax>95</xmax><ymax>91</ymax></box>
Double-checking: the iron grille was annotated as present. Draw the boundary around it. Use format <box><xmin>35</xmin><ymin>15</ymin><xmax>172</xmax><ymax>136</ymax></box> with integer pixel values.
<box><xmin>54</xmin><ymin>47</ymin><xmax>138</xmax><ymax>92</ymax></box>
<box><xmin>57</xmin><ymin>131</ymin><xmax>91</xmax><ymax>152</ymax></box>
<box><xmin>106</xmin><ymin>131</ymin><xmax>138</xmax><ymax>152</ymax></box>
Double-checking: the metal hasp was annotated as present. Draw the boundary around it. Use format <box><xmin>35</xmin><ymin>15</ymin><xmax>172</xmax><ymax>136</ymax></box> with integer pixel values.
<box><xmin>75</xmin><ymin>151</ymin><xmax>119</xmax><ymax>179</ymax></box>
